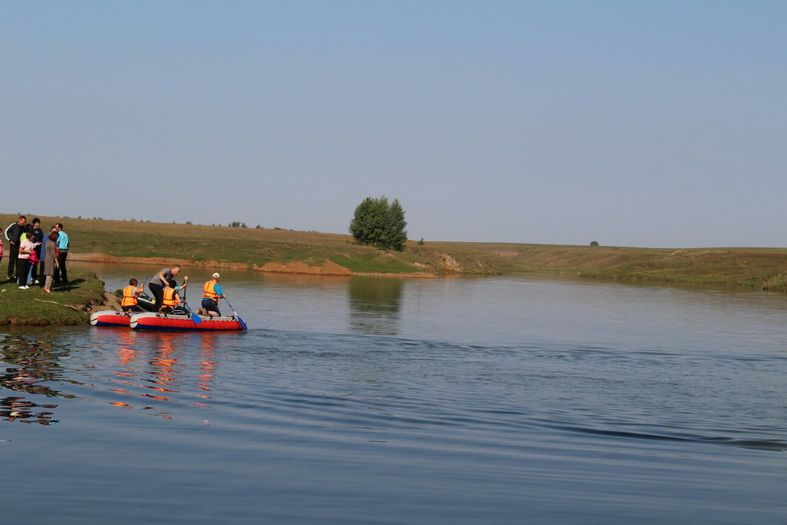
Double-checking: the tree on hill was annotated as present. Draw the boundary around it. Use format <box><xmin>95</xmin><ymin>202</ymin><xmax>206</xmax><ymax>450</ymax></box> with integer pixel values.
<box><xmin>349</xmin><ymin>196</ymin><xmax>408</xmax><ymax>251</ymax></box>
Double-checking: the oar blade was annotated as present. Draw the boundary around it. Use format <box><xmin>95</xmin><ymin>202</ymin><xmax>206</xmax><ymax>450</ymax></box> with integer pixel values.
<box><xmin>237</xmin><ymin>315</ymin><xmax>248</xmax><ymax>331</ymax></box>
<box><xmin>223</xmin><ymin>297</ymin><xmax>248</xmax><ymax>331</ymax></box>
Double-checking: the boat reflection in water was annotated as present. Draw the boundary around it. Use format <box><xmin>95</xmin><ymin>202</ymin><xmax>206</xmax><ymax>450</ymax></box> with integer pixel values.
<box><xmin>105</xmin><ymin>330</ymin><xmax>221</xmax><ymax>420</ymax></box>
<box><xmin>0</xmin><ymin>329</ymin><xmax>228</xmax><ymax>425</ymax></box>
<box><xmin>197</xmin><ymin>334</ymin><xmax>217</xmax><ymax>404</ymax></box>
<box><xmin>0</xmin><ymin>333</ymin><xmax>71</xmax><ymax>425</ymax></box>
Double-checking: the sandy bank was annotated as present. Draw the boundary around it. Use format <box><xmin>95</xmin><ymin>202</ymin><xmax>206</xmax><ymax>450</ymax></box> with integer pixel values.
<box><xmin>69</xmin><ymin>253</ymin><xmax>436</xmax><ymax>279</ymax></box>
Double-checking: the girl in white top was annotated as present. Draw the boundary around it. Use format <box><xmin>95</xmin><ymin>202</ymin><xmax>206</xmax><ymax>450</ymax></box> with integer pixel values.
<box><xmin>18</xmin><ymin>233</ymin><xmax>34</xmax><ymax>288</ymax></box>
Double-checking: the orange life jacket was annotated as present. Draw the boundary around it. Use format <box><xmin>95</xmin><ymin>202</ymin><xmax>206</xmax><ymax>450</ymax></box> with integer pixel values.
<box><xmin>162</xmin><ymin>287</ymin><xmax>178</xmax><ymax>308</ymax></box>
<box><xmin>203</xmin><ymin>279</ymin><xmax>219</xmax><ymax>301</ymax></box>
<box><xmin>121</xmin><ymin>286</ymin><xmax>138</xmax><ymax>307</ymax></box>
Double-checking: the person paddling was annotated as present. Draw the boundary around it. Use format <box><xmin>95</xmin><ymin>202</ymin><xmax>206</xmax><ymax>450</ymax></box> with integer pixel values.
<box><xmin>201</xmin><ymin>273</ymin><xmax>225</xmax><ymax>317</ymax></box>
<box><xmin>120</xmin><ymin>279</ymin><xmax>145</xmax><ymax>313</ymax></box>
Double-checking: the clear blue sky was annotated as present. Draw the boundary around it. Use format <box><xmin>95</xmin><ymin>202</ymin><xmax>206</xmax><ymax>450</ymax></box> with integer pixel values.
<box><xmin>2</xmin><ymin>1</ymin><xmax>785</xmax><ymax>247</ymax></box>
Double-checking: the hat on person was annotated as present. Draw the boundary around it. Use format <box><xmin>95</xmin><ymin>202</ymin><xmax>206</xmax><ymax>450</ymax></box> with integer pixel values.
<box><xmin>212</xmin><ymin>273</ymin><xmax>220</xmax><ymax>279</ymax></box>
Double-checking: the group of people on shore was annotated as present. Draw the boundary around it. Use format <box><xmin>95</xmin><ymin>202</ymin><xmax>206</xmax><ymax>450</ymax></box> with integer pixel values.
<box><xmin>119</xmin><ymin>264</ymin><xmax>227</xmax><ymax>317</ymax></box>
<box><xmin>2</xmin><ymin>215</ymin><xmax>229</xmax><ymax>317</ymax></box>
<box><xmin>2</xmin><ymin>215</ymin><xmax>70</xmax><ymax>293</ymax></box>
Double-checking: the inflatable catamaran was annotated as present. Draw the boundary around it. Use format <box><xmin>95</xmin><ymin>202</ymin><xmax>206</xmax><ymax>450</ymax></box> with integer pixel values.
<box><xmin>130</xmin><ymin>312</ymin><xmax>246</xmax><ymax>331</ymax></box>
<box><xmin>90</xmin><ymin>310</ymin><xmax>135</xmax><ymax>328</ymax></box>
<box><xmin>90</xmin><ymin>310</ymin><xmax>247</xmax><ymax>331</ymax></box>
<box><xmin>90</xmin><ymin>290</ymin><xmax>247</xmax><ymax>332</ymax></box>
<box><xmin>91</xmin><ymin>278</ymin><xmax>248</xmax><ymax>332</ymax></box>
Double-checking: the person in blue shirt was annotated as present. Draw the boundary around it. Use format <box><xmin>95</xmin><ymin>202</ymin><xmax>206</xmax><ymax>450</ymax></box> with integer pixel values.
<box><xmin>55</xmin><ymin>223</ymin><xmax>70</xmax><ymax>284</ymax></box>
<box><xmin>201</xmin><ymin>273</ymin><xmax>225</xmax><ymax>317</ymax></box>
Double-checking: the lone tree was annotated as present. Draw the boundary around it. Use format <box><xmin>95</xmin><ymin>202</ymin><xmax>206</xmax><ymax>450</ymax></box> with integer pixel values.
<box><xmin>349</xmin><ymin>196</ymin><xmax>408</xmax><ymax>251</ymax></box>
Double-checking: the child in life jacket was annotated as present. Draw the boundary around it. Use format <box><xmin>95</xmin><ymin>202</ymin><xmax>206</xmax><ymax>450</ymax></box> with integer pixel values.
<box><xmin>120</xmin><ymin>279</ymin><xmax>145</xmax><ymax>313</ymax></box>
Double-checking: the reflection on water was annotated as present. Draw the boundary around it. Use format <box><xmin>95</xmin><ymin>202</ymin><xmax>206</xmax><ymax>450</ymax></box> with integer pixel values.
<box><xmin>348</xmin><ymin>277</ymin><xmax>403</xmax><ymax>335</ymax></box>
<box><xmin>0</xmin><ymin>330</ymin><xmax>224</xmax><ymax>425</ymax></box>
<box><xmin>0</xmin><ymin>333</ymin><xmax>73</xmax><ymax>424</ymax></box>
<box><xmin>1</xmin><ymin>397</ymin><xmax>58</xmax><ymax>425</ymax></box>
<box><xmin>104</xmin><ymin>331</ymin><xmax>221</xmax><ymax>420</ymax></box>
<box><xmin>197</xmin><ymin>334</ymin><xmax>218</xmax><ymax>402</ymax></box>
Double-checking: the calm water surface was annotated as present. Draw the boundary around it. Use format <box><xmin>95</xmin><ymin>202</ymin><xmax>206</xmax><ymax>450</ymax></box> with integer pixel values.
<box><xmin>2</xmin><ymin>265</ymin><xmax>787</xmax><ymax>524</ymax></box>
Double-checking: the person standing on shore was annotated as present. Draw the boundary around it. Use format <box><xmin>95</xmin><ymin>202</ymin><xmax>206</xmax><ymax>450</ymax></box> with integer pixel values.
<box><xmin>54</xmin><ymin>223</ymin><xmax>70</xmax><ymax>284</ymax></box>
<box><xmin>29</xmin><ymin>218</ymin><xmax>44</xmax><ymax>285</ymax></box>
<box><xmin>149</xmin><ymin>265</ymin><xmax>183</xmax><ymax>308</ymax></box>
<box><xmin>17</xmin><ymin>233</ymin><xmax>34</xmax><ymax>289</ymax></box>
<box><xmin>42</xmin><ymin>226</ymin><xmax>58</xmax><ymax>276</ymax></box>
<box><xmin>42</xmin><ymin>231</ymin><xmax>59</xmax><ymax>294</ymax></box>
<box><xmin>4</xmin><ymin>215</ymin><xmax>26</xmax><ymax>282</ymax></box>
<box><xmin>26</xmin><ymin>237</ymin><xmax>40</xmax><ymax>285</ymax></box>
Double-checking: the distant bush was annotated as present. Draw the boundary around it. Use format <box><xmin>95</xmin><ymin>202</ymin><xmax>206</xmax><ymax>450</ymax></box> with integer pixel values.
<box><xmin>255</xmin><ymin>224</ymin><xmax>261</xmax><ymax>229</ymax></box>
<box><xmin>349</xmin><ymin>196</ymin><xmax>407</xmax><ymax>251</ymax></box>
<box><xmin>418</xmin><ymin>238</ymin><xmax>425</xmax><ymax>245</ymax></box>
<box><xmin>590</xmin><ymin>241</ymin><xmax>600</xmax><ymax>247</ymax></box>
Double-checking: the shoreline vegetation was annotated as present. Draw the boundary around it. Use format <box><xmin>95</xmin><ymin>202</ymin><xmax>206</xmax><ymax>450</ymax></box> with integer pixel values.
<box><xmin>0</xmin><ymin>269</ymin><xmax>108</xmax><ymax>326</ymax></box>
<box><xmin>2</xmin><ymin>213</ymin><xmax>787</xmax><ymax>326</ymax></box>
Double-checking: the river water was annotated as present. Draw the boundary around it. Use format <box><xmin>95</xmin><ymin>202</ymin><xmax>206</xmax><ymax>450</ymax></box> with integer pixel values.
<box><xmin>2</xmin><ymin>264</ymin><xmax>786</xmax><ymax>524</ymax></box>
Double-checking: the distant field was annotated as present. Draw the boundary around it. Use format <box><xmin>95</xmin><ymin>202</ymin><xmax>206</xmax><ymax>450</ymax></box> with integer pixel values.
<box><xmin>3</xmin><ymin>213</ymin><xmax>787</xmax><ymax>291</ymax></box>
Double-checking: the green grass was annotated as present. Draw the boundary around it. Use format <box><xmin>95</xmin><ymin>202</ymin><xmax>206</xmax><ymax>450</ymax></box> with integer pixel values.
<box><xmin>332</xmin><ymin>256</ymin><xmax>419</xmax><ymax>274</ymax></box>
<box><xmin>0</xmin><ymin>269</ymin><xmax>106</xmax><ymax>326</ymax></box>
<box><xmin>4</xmin><ymin>213</ymin><xmax>787</xmax><ymax>291</ymax></box>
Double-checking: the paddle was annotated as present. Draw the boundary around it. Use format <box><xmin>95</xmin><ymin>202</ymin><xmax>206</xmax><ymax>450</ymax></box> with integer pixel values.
<box><xmin>182</xmin><ymin>276</ymin><xmax>202</xmax><ymax>324</ymax></box>
<box><xmin>223</xmin><ymin>297</ymin><xmax>248</xmax><ymax>331</ymax></box>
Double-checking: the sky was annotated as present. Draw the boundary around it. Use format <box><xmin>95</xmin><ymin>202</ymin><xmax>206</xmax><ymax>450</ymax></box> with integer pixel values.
<box><xmin>2</xmin><ymin>1</ymin><xmax>786</xmax><ymax>247</ymax></box>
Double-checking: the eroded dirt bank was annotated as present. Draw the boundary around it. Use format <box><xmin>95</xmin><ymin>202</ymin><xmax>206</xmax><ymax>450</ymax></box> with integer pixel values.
<box><xmin>70</xmin><ymin>253</ymin><xmax>436</xmax><ymax>278</ymax></box>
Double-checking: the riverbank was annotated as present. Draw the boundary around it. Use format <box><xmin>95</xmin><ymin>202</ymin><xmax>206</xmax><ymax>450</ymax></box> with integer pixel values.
<box><xmin>0</xmin><ymin>269</ymin><xmax>107</xmax><ymax>326</ymax></box>
<box><xmin>3</xmin><ymin>214</ymin><xmax>787</xmax><ymax>291</ymax></box>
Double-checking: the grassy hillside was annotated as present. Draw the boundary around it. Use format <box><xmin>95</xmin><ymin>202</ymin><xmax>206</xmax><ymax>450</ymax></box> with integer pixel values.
<box><xmin>3</xmin><ymin>214</ymin><xmax>787</xmax><ymax>291</ymax></box>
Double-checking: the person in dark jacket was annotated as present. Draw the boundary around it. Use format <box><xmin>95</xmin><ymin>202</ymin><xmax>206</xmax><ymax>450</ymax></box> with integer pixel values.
<box><xmin>29</xmin><ymin>218</ymin><xmax>44</xmax><ymax>285</ymax></box>
<box><xmin>4</xmin><ymin>216</ymin><xmax>26</xmax><ymax>281</ymax></box>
